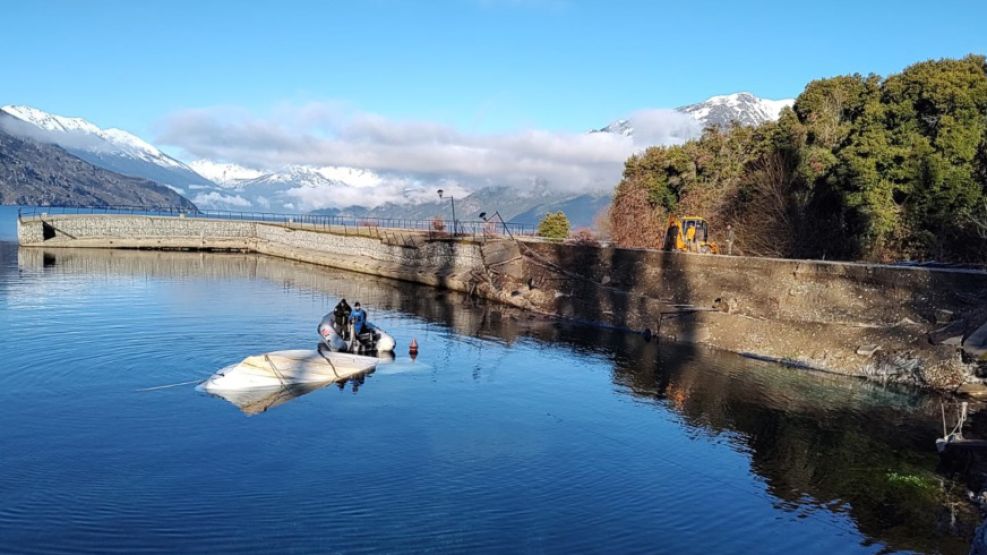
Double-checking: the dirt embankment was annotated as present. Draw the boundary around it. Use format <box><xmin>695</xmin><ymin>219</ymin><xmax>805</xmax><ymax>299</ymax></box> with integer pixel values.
<box><xmin>470</xmin><ymin>239</ymin><xmax>987</xmax><ymax>393</ymax></box>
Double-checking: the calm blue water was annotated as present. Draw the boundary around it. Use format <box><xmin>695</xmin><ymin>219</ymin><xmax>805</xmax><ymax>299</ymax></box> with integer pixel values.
<box><xmin>0</xmin><ymin>206</ymin><xmax>978</xmax><ymax>554</ymax></box>
<box><xmin>0</xmin><ymin>205</ymin><xmax>23</xmax><ymax>241</ymax></box>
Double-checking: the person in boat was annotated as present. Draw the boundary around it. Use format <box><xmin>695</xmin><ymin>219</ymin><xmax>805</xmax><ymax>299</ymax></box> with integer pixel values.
<box><xmin>332</xmin><ymin>298</ymin><xmax>352</xmax><ymax>336</ymax></box>
<box><xmin>350</xmin><ymin>302</ymin><xmax>368</xmax><ymax>337</ymax></box>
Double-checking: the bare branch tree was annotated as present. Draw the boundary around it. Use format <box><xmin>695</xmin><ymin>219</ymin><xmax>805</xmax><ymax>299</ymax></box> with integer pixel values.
<box><xmin>728</xmin><ymin>152</ymin><xmax>807</xmax><ymax>258</ymax></box>
<box><xmin>610</xmin><ymin>182</ymin><xmax>664</xmax><ymax>249</ymax></box>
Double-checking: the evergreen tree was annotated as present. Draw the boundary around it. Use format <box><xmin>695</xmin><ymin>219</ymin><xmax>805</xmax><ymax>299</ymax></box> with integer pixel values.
<box><xmin>537</xmin><ymin>211</ymin><xmax>571</xmax><ymax>240</ymax></box>
<box><xmin>608</xmin><ymin>54</ymin><xmax>987</xmax><ymax>263</ymax></box>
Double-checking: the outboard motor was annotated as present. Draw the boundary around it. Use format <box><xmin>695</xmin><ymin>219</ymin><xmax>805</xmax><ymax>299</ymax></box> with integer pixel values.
<box><xmin>317</xmin><ymin>312</ymin><xmax>396</xmax><ymax>353</ymax></box>
<box><xmin>369</xmin><ymin>323</ymin><xmax>396</xmax><ymax>351</ymax></box>
<box><xmin>352</xmin><ymin>322</ymin><xmax>395</xmax><ymax>352</ymax></box>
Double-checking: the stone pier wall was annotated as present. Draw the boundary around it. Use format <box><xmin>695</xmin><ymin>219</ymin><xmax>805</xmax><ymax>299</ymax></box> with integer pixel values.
<box><xmin>18</xmin><ymin>213</ymin><xmax>987</xmax><ymax>392</ymax></box>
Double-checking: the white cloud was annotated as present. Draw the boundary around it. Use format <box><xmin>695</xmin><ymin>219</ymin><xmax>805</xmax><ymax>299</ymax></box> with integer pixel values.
<box><xmin>191</xmin><ymin>191</ymin><xmax>253</xmax><ymax>208</ymax></box>
<box><xmin>0</xmin><ymin>114</ymin><xmax>114</xmax><ymax>153</ymax></box>
<box><xmin>155</xmin><ymin>101</ymin><xmax>702</xmax><ymax>205</ymax></box>
<box><xmin>626</xmin><ymin>109</ymin><xmax>706</xmax><ymax>146</ymax></box>
<box><xmin>283</xmin><ymin>176</ymin><xmax>469</xmax><ymax>211</ymax></box>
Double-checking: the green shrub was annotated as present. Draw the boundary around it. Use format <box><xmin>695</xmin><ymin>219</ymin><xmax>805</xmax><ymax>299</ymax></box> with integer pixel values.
<box><xmin>537</xmin><ymin>211</ymin><xmax>570</xmax><ymax>240</ymax></box>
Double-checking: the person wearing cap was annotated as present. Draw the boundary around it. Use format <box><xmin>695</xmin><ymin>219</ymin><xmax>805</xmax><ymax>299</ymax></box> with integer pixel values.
<box><xmin>333</xmin><ymin>298</ymin><xmax>352</xmax><ymax>331</ymax></box>
<box><xmin>350</xmin><ymin>302</ymin><xmax>367</xmax><ymax>337</ymax></box>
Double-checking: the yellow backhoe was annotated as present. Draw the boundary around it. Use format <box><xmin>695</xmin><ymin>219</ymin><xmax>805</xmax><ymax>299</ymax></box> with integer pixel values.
<box><xmin>663</xmin><ymin>215</ymin><xmax>719</xmax><ymax>254</ymax></box>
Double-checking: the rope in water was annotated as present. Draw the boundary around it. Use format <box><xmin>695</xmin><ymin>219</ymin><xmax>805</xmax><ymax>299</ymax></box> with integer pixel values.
<box><xmin>135</xmin><ymin>379</ymin><xmax>204</xmax><ymax>392</ymax></box>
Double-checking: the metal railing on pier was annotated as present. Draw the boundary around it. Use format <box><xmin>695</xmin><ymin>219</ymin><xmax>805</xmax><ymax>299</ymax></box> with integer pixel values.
<box><xmin>16</xmin><ymin>204</ymin><xmax>536</xmax><ymax>240</ymax></box>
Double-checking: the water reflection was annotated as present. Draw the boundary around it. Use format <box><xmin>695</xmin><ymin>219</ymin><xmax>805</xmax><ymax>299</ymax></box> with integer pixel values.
<box><xmin>203</xmin><ymin>382</ymin><xmax>334</xmax><ymax>415</ymax></box>
<box><xmin>611</xmin><ymin>340</ymin><xmax>975</xmax><ymax>554</ymax></box>
<box><xmin>15</xmin><ymin>246</ymin><xmax>545</xmax><ymax>348</ymax></box>
<box><xmin>13</xmin><ymin>246</ymin><xmax>983</xmax><ymax>553</ymax></box>
<box><xmin>201</xmin><ymin>354</ymin><xmax>406</xmax><ymax>414</ymax></box>
<box><xmin>494</xmin><ymin>321</ymin><xmax>979</xmax><ymax>551</ymax></box>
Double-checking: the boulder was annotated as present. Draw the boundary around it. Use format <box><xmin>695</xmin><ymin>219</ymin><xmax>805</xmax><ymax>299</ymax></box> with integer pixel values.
<box><xmin>963</xmin><ymin>320</ymin><xmax>987</xmax><ymax>359</ymax></box>
<box><xmin>856</xmin><ymin>344</ymin><xmax>881</xmax><ymax>357</ymax></box>
<box><xmin>929</xmin><ymin>320</ymin><xmax>965</xmax><ymax>346</ymax></box>
<box><xmin>935</xmin><ymin>308</ymin><xmax>954</xmax><ymax>324</ymax></box>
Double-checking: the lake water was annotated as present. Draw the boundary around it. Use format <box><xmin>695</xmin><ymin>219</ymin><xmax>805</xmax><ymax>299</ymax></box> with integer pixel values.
<box><xmin>0</xmin><ymin>206</ymin><xmax>979</xmax><ymax>554</ymax></box>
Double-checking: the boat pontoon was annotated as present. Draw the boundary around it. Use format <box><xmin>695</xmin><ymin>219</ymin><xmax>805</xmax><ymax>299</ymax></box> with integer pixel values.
<box><xmin>318</xmin><ymin>313</ymin><xmax>396</xmax><ymax>353</ymax></box>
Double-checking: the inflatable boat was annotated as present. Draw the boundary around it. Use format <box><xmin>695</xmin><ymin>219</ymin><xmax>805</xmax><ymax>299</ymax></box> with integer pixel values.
<box><xmin>318</xmin><ymin>313</ymin><xmax>396</xmax><ymax>353</ymax></box>
<box><xmin>200</xmin><ymin>348</ymin><xmax>379</xmax><ymax>391</ymax></box>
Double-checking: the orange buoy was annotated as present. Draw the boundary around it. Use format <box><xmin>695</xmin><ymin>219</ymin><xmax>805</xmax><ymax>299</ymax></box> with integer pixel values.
<box><xmin>409</xmin><ymin>337</ymin><xmax>419</xmax><ymax>359</ymax></box>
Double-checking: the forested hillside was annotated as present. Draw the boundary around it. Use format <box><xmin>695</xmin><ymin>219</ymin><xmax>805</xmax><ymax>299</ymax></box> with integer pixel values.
<box><xmin>610</xmin><ymin>55</ymin><xmax>987</xmax><ymax>262</ymax></box>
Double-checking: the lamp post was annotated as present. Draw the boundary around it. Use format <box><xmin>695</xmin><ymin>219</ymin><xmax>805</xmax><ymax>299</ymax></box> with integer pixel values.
<box><xmin>437</xmin><ymin>189</ymin><xmax>457</xmax><ymax>235</ymax></box>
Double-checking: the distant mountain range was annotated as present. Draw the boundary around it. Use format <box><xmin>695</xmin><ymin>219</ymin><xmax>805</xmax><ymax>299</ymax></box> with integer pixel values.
<box><xmin>0</xmin><ymin>122</ymin><xmax>195</xmax><ymax>209</ymax></box>
<box><xmin>186</xmin><ymin>163</ymin><xmax>609</xmax><ymax>227</ymax></box>
<box><xmin>311</xmin><ymin>186</ymin><xmax>612</xmax><ymax>228</ymax></box>
<box><xmin>0</xmin><ymin>93</ymin><xmax>792</xmax><ymax>226</ymax></box>
<box><xmin>593</xmin><ymin>92</ymin><xmax>794</xmax><ymax>136</ymax></box>
<box><xmin>0</xmin><ymin>105</ymin><xmax>213</xmax><ymax>195</ymax></box>
<box><xmin>183</xmin><ymin>163</ymin><xmax>387</xmax><ymax>213</ymax></box>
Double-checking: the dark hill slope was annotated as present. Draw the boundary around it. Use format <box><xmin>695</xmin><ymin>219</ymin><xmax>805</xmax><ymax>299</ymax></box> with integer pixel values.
<box><xmin>0</xmin><ymin>125</ymin><xmax>195</xmax><ymax>209</ymax></box>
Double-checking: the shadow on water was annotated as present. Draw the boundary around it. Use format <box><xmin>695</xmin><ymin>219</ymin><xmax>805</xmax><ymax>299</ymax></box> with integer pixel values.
<box><xmin>13</xmin><ymin>245</ymin><xmax>986</xmax><ymax>553</ymax></box>
<box><xmin>550</xmin><ymin>243</ymin><xmax>700</xmax><ymax>406</ymax></box>
<box><xmin>201</xmin><ymin>372</ymin><xmax>374</xmax><ymax>415</ymax></box>
<box><xmin>202</xmin><ymin>381</ymin><xmax>334</xmax><ymax>415</ymax></box>
<box><xmin>534</xmin><ymin>323</ymin><xmax>980</xmax><ymax>554</ymax></box>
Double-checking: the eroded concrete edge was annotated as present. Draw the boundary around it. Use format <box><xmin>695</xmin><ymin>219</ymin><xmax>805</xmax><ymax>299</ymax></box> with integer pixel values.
<box><xmin>17</xmin><ymin>213</ymin><xmax>987</xmax><ymax>393</ymax></box>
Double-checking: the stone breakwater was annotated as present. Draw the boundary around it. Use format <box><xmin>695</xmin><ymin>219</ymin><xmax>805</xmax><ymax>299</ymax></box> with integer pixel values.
<box><xmin>18</xmin><ymin>213</ymin><xmax>987</xmax><ymax>393</ymax></box>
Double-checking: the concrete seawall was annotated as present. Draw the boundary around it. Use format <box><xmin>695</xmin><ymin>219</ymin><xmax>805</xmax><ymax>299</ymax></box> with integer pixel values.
<box><xmin>18</xmin><ymin>213</ymin><xmax>987</xmax><ymax>392</ymax></box>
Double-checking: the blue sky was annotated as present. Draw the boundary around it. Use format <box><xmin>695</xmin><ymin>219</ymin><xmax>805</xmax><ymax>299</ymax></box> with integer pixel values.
<box><xmin>4</xmin><ymin>0</ymin><xmax>986</xmax><ymax>138</ymax></box>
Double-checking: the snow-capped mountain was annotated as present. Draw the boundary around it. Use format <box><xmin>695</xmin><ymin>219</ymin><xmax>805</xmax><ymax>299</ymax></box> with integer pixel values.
<box><xmin>233</xmin><ymin>166</ymin><xmax>351</xmax><ymax>210</ymax></box>
<box><xmin>188</xmin><ymin>160</ymin><xmax>264</xmax><ymax>187</ymax></box>
<box><xmin>0</xmin><ymin>92</ymin><xmax>792</xmax><ymax>224</ymax></box>
<box><xmin>678</xmin><ymin>92</ymin><xmax>793</xmax><ymax>128</ymax></box>
<box><xmin>243</xmin><ymin>166</ymin><xmax>382</xmax><ymax>189</ymax></box>
<box><xmin>182</xmin><ymin>164</ymin><xmax>400</xmax><ymax>212</ymax></box>
<box><xmin>0</xmin><ymin>124</ymin><xmax>195</xmax><ymax>209</ymax></box>
<box><xmin>179</xmin><ymin>163</ymin><xmax>607</xmax><ymax>225</ymax></box>
<box><xmin>593</xmin><ymin>92</ymin><xmax>794</xmax><ymax>137</ymax></box>
<box><xmin>595</xmin><ymin>119</ymin><xmax>634</xmax><ymax>137</ymax></box>
<box><xmin>0</xmin><ymin>105</ymin><xmax>214</xmax><ymax>193</ymax></box>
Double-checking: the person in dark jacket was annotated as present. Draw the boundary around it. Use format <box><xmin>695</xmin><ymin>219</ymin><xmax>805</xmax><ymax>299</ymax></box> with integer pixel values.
<box><xmin>333</xmin><ymin>299</ymin><xmax>352</xmax><ymax>336</ymax></box>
